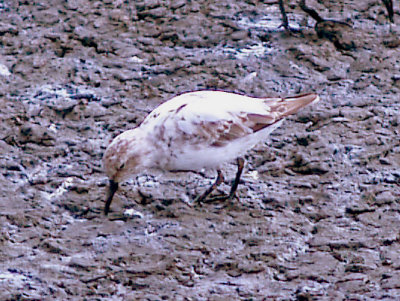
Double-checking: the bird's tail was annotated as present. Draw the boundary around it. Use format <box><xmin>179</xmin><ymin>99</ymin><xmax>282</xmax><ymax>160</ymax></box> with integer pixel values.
<box><xmin>246</xmin><ymin>93</ymin><xmax>319</xmax><ymax>133</ymax></box>
<box><xmin>264</xmin><ymin>93</ymin><xmax>320</xmax><ymax>119</ymax></box>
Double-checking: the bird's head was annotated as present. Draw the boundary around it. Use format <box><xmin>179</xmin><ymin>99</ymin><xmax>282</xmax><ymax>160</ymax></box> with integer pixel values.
<box><xmin>102</xmin><ymin>128</ymin><xmax>148</xmax><ymax>215</ymax></box>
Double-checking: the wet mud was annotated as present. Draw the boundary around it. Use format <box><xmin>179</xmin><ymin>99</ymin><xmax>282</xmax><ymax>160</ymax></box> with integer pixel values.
<box><xmin>1</xmin><ymin>0</ymin><xmax>399</xmax><ymax>300</ymax></box>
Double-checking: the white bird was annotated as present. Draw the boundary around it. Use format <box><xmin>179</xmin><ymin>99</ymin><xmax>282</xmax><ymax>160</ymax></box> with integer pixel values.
<box><xmin>103</xmin><ymin>90</ymin><xmax>320</xmax><ymax>215</ymax></box>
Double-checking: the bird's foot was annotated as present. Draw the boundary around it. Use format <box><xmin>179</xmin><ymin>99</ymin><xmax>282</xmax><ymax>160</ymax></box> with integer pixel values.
<box><xmin>278</xmin><ymin>23</ymin><xmax>301</xmax><ymax>34</ymax></box>
<box><xmin>195</xmin><ymin>191</ymin><xmax>238</xmax><ymax>206</ymax></box>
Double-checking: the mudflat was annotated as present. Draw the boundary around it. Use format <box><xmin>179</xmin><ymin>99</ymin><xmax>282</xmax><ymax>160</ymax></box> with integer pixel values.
<box><xmin>0</xmin><ymin>1</ymin><xmax>399</xmax><ymax>299</ymax></box>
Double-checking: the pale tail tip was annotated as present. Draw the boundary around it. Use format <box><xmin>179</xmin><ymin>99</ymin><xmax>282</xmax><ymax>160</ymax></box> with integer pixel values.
<box><xmin>285</xmin><ymin>93</ymin><xmax>320</xmax><ymax>106</ymax></box>
<box><xmin>311</xmin><ymin>94</ymin><xmax>320</xmax><ymax>104</ymax></box>
<box><xmin>299</xmin><ymin>93</ymin><xmax>320</xmax><ymax>104</ymax></box>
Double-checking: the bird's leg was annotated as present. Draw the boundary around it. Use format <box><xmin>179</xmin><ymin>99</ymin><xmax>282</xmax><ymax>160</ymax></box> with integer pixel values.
<box><xmin>228</xmin><ymin>157</ymin><xmax>245</xmax><ymax>199</ymax></box>
<box><xmin>278</xmin><ymin>0</ymin><xmax>300</xmax><ymax>33</ymax></box>
<box><xmin>195</xmin><ymin>169</ymin><xmax>224</xmax><ymax>203</ymax></box>
<box><xmin>278</xmin><ymin>0</ymin><xmax>290</xmax><ymax>32</ymax></box>
<box><xmin>381</xmin><ymin>0</ymin><xmax>394</xmax><ymax>23</ymax></box>
<box><xmin>196</xmin><ymin>157</ymin><xmax>245</xmax><ymax>204</ymax></box>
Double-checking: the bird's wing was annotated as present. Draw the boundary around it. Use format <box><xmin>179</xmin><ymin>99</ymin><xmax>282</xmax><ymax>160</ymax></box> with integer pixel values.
<box><xmin>143</xmin><ymin>91</ymin><xmax>319</xmax><ymax>148</ymax></box>
<box><xmin>185</xmin><ymin>113</ymin><xmax>274</xmax><ymax>148</ymax></box>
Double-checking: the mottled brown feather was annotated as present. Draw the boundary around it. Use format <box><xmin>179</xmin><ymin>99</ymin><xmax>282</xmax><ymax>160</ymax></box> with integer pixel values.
<box><xmin>157</xmin><ymin>93</ymin><xmax>318</xmax><ymax>149</ymax></box>
<box><xmin>184</xmin><ymin>93</ymin><xmax>317</xmax><ymax>148</ymax></box>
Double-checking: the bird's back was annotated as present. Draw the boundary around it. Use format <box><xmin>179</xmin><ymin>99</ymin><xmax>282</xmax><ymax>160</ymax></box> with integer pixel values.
<box><xmin>138</xmin><ymin>91</ymin><xmax>319</xmax><ymax>171</ymax></box>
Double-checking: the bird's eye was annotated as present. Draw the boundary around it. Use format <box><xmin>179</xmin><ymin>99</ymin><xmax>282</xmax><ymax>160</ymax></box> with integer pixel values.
<box><xmin>119</xmin><ymin>163</ymin><xmax>125</xmax><ymax>169</ymax></box>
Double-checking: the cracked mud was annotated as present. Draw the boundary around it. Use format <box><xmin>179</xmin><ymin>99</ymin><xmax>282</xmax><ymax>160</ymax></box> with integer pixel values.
<box><xmin>0</xmin><ymin>0</ymin><xmax>399</xmax><ymax>300</ymax></box>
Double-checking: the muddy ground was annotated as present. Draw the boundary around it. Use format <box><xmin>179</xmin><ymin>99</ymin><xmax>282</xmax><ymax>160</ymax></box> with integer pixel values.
<box><xmin>1</xmin><ymin>0</ymin><xmax>400</xmax><ymax>300</ymax></box>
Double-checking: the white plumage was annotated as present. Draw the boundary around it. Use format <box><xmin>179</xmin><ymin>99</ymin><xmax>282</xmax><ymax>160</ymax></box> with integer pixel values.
<box><xmin>103</xmin><ymin>90</ymin><xmax>320</xmax><ymax>214</ymax></box>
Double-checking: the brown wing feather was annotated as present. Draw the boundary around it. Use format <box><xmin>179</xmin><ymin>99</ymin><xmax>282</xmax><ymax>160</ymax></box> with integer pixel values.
<box><xmin>199</xmin><ymin>112</ymin><xmax>277</xmax><ymax>147</ymax></box>
<box><xmin>267</xmin><ymin>93</ymin><xmax>318</xmax><ymax>118</ymax></box>
<box><xmin>173</xmin><ymin>93</ymin><xmax>319</xmax><ymax>148</ymax></box>
<box><xmin>246</xmin><ymin>113</ymin><xmax>277</xmax><ymax>132</ymax></box>
<box><xmin>207</xmin><ymin>119</ymin><xmax>252</xmax><ymax>147</ymax></box>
